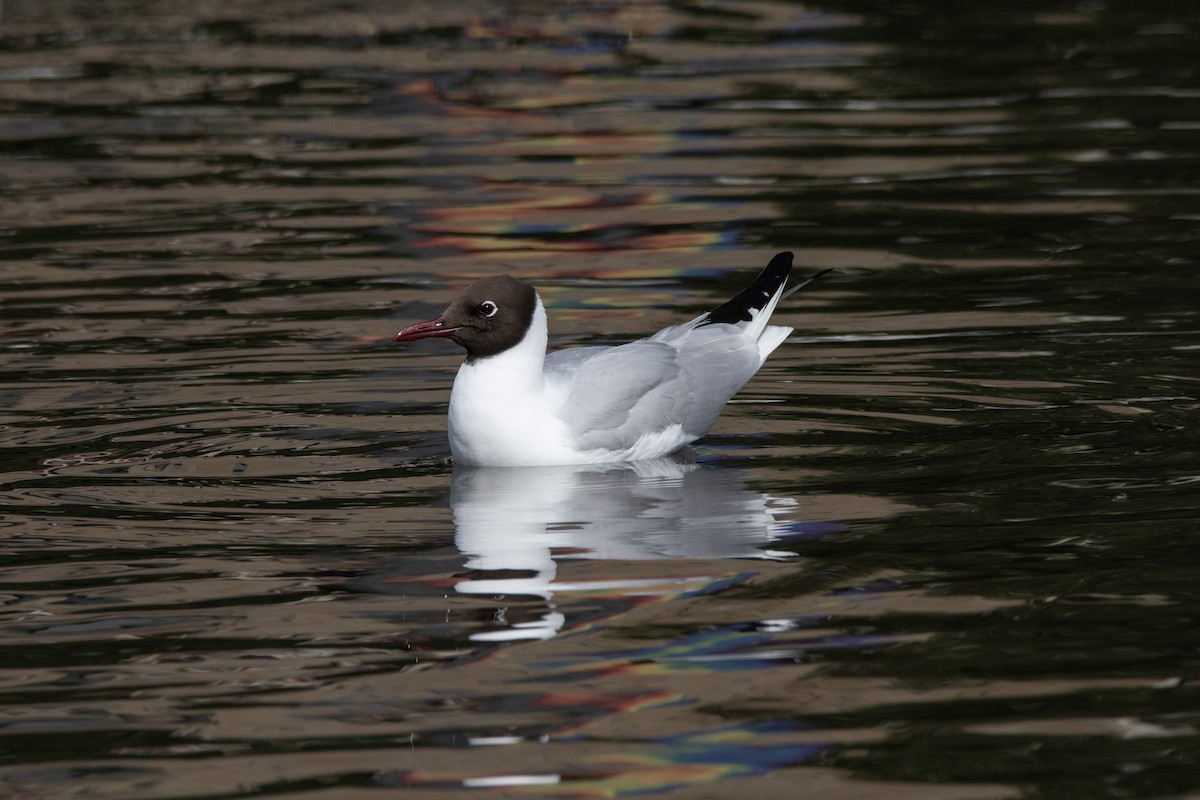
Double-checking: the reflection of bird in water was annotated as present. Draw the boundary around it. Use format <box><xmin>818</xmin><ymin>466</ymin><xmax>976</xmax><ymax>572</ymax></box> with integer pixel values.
<box><xmin>450</xmin><ymin>457</ymin><xmax>809</xmax><ymax>641</ymax></box>
<box><xmin>395</xmin><ymin>252</ymin><xmax>830</xmax><ymax>466</ymax></box>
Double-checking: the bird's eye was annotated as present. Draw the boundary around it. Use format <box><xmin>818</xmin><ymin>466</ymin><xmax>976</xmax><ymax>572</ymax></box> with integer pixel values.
<box><xmin>479</xmin><ymin>300</ymin><xmax>498</xmax><ymax>317</ymax></box>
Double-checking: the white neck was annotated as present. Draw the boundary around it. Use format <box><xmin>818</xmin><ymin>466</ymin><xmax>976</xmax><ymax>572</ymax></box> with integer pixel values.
<box><xmin>448</xmin><ymin>297</ymin><xmax>561</xmax><ymax>465</ymax></box>
<box><xmin>461</xmin><ymin>296</ymin><xmax>548</xmax><ymax>391</ymax></box>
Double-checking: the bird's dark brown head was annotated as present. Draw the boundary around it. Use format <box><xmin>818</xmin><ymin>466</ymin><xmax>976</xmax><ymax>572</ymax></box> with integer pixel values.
<box><xmin>394</xmin><ymin>274</ymin><xmax>538</xmax><ymax>360</ymax></box>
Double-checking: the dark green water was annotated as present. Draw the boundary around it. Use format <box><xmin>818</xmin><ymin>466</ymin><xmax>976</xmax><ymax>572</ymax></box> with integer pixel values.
<box><xmin>1</xmin><ymin>1</ymin><xmax>1198</xmax><ymax>798</ymax></box>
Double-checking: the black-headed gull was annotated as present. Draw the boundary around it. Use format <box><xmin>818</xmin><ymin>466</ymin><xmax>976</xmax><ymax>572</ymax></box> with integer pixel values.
<box><xmin>395</xmin><ymin>252</ymin><xmax>828</xmax><ymax>466</ymax></box>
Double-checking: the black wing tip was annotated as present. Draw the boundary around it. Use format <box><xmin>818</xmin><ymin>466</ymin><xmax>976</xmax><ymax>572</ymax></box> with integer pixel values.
<box><xmin>759</xmin><ymin>251</ymin><xmax>794</xmax><ymax>283</ymax></box>
<box><xmin>702</xmin><ymin>252</ymin><xmax>796</xmax><ymax>327</ymax></box>
<box><xmin>769</xmin><ymin>251</ymin><xmax>794</xmax><ymax>269</ymax></box>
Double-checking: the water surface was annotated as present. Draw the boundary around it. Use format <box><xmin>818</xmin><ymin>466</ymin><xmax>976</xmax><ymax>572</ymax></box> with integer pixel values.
<box><xmin>2</xmin><ymin>1</ymin><xmax>1199</xmax><ymax>798</ymax></box>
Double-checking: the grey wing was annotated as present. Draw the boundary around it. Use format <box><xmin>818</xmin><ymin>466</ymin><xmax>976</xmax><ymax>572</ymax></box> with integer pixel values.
<box><xmin>550</xmin><ymin>330</ymin><xmax>762</xmax><ymax>452</ymax></box>
<box><xmin>544</xmin><ymin>345</ymin><xmax>610</xmax><ymax>373</ymax></box>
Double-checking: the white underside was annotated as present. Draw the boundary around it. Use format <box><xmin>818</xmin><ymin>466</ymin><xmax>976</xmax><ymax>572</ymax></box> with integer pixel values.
<box><xmin>447</xmin><ymin>359</ymin><xmax>697</xmax><ymax>466</ymax></box>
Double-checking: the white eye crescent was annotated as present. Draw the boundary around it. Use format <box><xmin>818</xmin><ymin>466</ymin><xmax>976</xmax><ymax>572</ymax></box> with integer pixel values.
<box><xmin>479</xmin><ymin>300</ymin><xmax>498</xmax><ymax>317</ymax></box>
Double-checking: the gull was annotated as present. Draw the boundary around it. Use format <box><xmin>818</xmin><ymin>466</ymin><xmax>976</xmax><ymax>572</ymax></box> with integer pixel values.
<box><xmin>395</xmin><ymin>252</ymin><xmax>828</xmax><ymax>466</ymax></box>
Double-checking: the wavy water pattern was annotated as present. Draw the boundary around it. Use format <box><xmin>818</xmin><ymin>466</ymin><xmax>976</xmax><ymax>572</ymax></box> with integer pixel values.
<box><xmin>2</xmin><ymin>1</ymin><xmax>1200</xmax><ymax>798</ymax></box>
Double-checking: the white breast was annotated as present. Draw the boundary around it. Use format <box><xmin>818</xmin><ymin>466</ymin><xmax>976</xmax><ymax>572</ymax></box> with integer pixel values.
<box><xmin>447</xmin><ymin>299</ymin><xmax>577</xmax><ymax>466</ymax></box>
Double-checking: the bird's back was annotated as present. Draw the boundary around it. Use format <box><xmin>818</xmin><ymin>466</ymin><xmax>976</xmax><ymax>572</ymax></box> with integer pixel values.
<box><xmin>542</xmin><ymin>252</ymin><xmax>800</xmax><ymax>459</ymax></box>
<box><xmin>546</xmin><ymin>320</ymin><xmax>770</xmax><ymax>456</ymax></box>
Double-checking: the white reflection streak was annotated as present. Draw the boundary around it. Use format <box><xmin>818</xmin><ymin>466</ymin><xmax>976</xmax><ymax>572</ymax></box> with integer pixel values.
<box><xmin>451</xmin><ymin>457</ymin><xmax>798</xmax><ymax>641</ymax></box>
<box><xmin>463</xmin><ymin>774</ymin><xmax>562</xmax><ymax>788</ymax></box>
